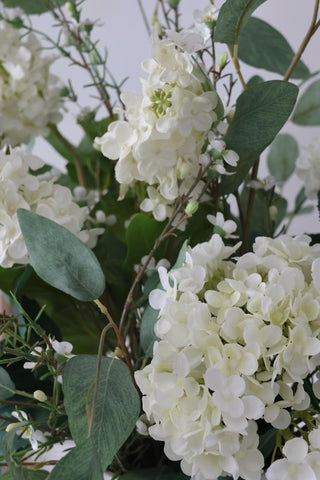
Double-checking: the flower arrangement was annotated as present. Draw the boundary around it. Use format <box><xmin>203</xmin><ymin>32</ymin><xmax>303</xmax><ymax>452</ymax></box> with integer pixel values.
<box><xmin>0</xmin><ymin>1</ymin><xmax>320</xmax><ymax>479</ymax></box>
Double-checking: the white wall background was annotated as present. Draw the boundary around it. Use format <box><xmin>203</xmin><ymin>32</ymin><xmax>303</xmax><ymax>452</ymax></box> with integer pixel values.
<box><xmin>31</xmin><ymin>0</ymin><xmax>320</xmax><ymax>235</ymax></box>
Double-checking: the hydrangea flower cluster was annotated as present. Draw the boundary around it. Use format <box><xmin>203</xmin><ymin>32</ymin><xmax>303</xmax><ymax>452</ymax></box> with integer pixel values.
<box><xmin>266</xmin><ymin>430</ymin><xmax>320</xmax><ymax>480</ymax></box>
<box><xmin>96</xmin><ymin>31</ymin><xmax>236</xmax><ymax>222</ymax></box>
<box><xmin>295</xmin><ymin>134</ymin><xmax>320</xmax><ymax>200</ymax></box>
<box><xmin>0</xmin><ymin>19</ymin><xmax>63</xmax><ymax>146</ymax></box>
<box><xmin>0</xmin><ymin>148</ymin><xmax>104</xmax><ymax>268</ymax></box>
<box><xmin>135</xmin><ymin>233</ymin><xmax>320</xmax><ymax>480</ymax></box>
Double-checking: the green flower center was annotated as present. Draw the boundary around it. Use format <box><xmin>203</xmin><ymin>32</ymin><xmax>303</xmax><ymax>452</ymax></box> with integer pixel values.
<box><xmin>150</xmin><ymin>88</ymin><xmax>172</xmax><ymax>117</ymax></box>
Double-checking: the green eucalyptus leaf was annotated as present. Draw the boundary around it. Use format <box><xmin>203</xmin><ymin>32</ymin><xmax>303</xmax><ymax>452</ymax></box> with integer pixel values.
<box><xmin>125</xmin><ymin>214</ymin><xmax>165</xmax><ymax>270</ymax></box>
<box><xmin>215</xmin><ymin>0</ymin><xmax>266</xmax><ymax>45</ymax></box>
<box><xmin>292</xmin><ymin>79</ymin><xmax>320</xmax><ymax>125</ymax></box>
<box><xmin>259</xmin><ymin>427</ymin><xmax>278</xmax><ymax>458</ymax></box>
<box><xmin>0</xmin><ymin>367</ymin><xmax>15</xmax><ymax>399</ymax></box>
<box><xmin>17</xmin><ymin>209</ymin><xmax>105</xmax><ymax>302</ymax></box>
<box><xmin>3</xmin><ymin>0</ymin><xmax>65</xmax><ymax>14</ymax></box>
<box><xmin>48</xmin><ymin>438</ymin><xmax>104</xmax><ymax>480</ymax></box>
<box><xmin>140</xmin><ymin>305</ymin><xmax>159</xmax><ymax>356</ymax></box>
<box><xmin>238</xmin><ymin>17</ymin><xmax>310</xmax><ymax>79</ymax></box>
<box><xmin>63</xmin><ymin>355</ymin><xmax>140</xmax><ymax>471</ymax></box>
<box><xmin>220</xmin><ymin>80</ymin><xmax>298</xmax><ymax>194</ymax></box>
<box><xmin>0</xmin><ymin>266</ymin><xmax>23</xmax><ymax>295</ymax></box>
<box><xmin>77</xmin><ymin>116</ymin><xmax>114</xmax><ymax>142</ymax></box>
<box><xmin>246</xmin><ymin>75</ymin><xmax>264</xmax><ymax>89</ymax></box>
<box><xmin>267</xmin><ymin>134</ymin><xmax>299</xmax><ymax>182</ymax></box>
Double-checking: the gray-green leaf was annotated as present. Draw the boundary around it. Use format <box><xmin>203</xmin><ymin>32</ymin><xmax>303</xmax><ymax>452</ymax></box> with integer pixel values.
<box><xmin>48</xmin><ymin>438</ymin><xmax>104</xmax><ymax>480</ymax></box>
<box><xmin>3</xmin><ymin>0</ymin><xmax>65</xmax><ymax>14</ymax></box>
<box><xmin>215</xmin><ymin>0</ymin><xmax>266</xmax><ymax>45</ymax></box>
<box><xmin>292</xmin><ymin>79</ymin><xmax>320</xmax><ymax>125</ymax></box>
<box><xmin>238</xmin><ymin>17</ymin><xmax>310</xmax><ymax>79</ymax></box>
<box><xmin>17</xmin><ymin>209</ymin><xmax>105</xmax><ymax>302</ymax></box>
<box><xmin>267</xmin><ymin>134</ymin><xmax>299</xmax><ymax>182</ymax></box>
<box><xmin>62</xmin><ymin>355</ymin><xmax>140</xmax><ymax>471</ymax></box>
<box><xmin>220</xmin><ymin>80</ymin><xmax>299</xmax><ymax>194</ymax></box>
<box><xmin>0</xmin><ymin>367</ymin><xmax>16</xmax><ymax>399</ymax></box>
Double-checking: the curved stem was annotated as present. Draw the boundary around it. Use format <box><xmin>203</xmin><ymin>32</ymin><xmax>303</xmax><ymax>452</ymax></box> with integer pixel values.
<box><xmin>283</xmin><ymin>0</ymin><xmax>320</xmax><ymax>81</ymax></box>
<box><xmin>94</xmin><ymin>300</ymin><xmax>138</xmax><ymax>393</ymax></box>
<box><xmin>228</xmin><ymin>45</ymin><xmax>247</xmax><ymax>90</ymax></box>
<box><xmin>87</xmin><ymin>322</ymin><xmax>113</xmax><ymax>436</ymax></box>
<box><xmin>49</xmin><ymin>125</ymin><xmax>86</xmax><ymax>187</ymax></box>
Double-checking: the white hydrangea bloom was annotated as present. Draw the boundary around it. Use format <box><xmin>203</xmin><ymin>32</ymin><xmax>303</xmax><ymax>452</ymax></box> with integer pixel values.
<box><xmin>0</xmin><ymin>20</ymin><xmax>63</xmax><ymax>146</ymax></box>
<box><xmin>136</xmin><ymin>233</ymin><xmax>320</xmax><ymax>480</ymax></box>
<box><xmin>96</xmin><ymin>31</ymin><xmax>221</xmax><ymax>222</ymax></box>
<box><xmin>0</xmin><ymin>148</ymin><xmax>104</xmax><ymax>268</ymax></box>
<box><xmin>295</xmin><ymin>134</ymin><xmax>320</xmax><ymax>200</ymax></box>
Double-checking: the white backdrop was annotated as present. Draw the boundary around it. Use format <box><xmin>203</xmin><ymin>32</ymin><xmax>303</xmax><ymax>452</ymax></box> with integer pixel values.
<box><xmin>31</xmin><ymin>0</ymin><xmax>320</xmax><ymax>234</ymax></box>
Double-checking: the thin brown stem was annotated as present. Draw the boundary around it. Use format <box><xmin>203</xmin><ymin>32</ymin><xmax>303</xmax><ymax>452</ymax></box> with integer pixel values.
<box><xmin>283</xmin><ymin>0</ymin><xmax>320</xmax><ymax>81</ymax></box>
<box><xmin>0</xmin><ymin>399</ymin><xmax>42</xmax><ymax>408</ymax></box>
<box><xmin>136</xmin><ymin>0</ymin><xmax>151</xmax><ymax>35</ymax></box>
<box><xmin>49</xmin><ymin>125</ymin><xmax>86</xmax><ymax>187</ymax></box>
<box><xmin>94</xmin><ymin>300</ymin><xmax>139</xmax><ymax>393</ymax></box>
<box><xmin>118</xmin><ymin>164</ymin><xmax>210</xmax><ymax>336</ymax></box>
<box><xmin>52</xmin><ymin>1</ymin><xmax>115</xmax><ymax>117</ymax></box>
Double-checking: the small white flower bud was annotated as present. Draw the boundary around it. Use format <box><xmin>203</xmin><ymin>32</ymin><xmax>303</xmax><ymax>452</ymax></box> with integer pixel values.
<box><xmin>269</xmin><ymin>205</ymin><xmax>278</xmax><ymax>221</ymax></box>
<box><xmin>218</xmin><ymin>51</ymin><xmax>228</xmax><ymax>69</ymax></box>
<box><xmin>33</xmin><ymin>390</ymin><xmax>48</xmax><ymax>402</ymax></box>
<box><xmin>185</xmin><ymin>200</ymin><xmax>199</xmax><ymax>216</ymax></box>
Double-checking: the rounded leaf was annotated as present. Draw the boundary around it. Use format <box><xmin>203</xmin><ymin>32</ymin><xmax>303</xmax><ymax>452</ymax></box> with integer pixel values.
<box><xmin>17</xmin><ymin>209</ymin><xmax>105</xmax><ymax>301</ymax></box>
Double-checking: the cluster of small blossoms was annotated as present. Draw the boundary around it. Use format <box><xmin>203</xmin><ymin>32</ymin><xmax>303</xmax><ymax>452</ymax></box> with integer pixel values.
<box><xmin>0</xmin><ymin>148</ymin><xmax>104</xmax><ymax>268</ymax></box>
<box><xmin>295</xmin><ymin>134</ymin><xmax>320</xmax><ymax>200</ymax></box>
<box><xmin>96</xmin><ymin>30</ymin><xmax>237</xmax><ymax>222</ymax></box>
<box><xmin>135</xmin><ymin>232</ymin><xmax>320</xmax><ymax>480</ymax></box>
<box><xmin>0</xmin><ymin>18</ymin><xmax>63</xmax><ymax>146</ymax></box>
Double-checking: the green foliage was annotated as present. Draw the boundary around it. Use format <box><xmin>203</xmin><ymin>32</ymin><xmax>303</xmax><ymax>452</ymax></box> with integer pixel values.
<box><xmin>23</xmin><ymin>276</ymin><xmax>102</xmax><ymax>354</ymax></box>
<box><xmin>3</xmin><ymin>0</ymin><xmax>65</xmax><ymax>14</ymax></box>
<box><xmin>48</xmin><ymin>438</ymin><xmax>104</xmax><ymax>480</ymax></box>
<box><xmin>17</xmin><ymin>209</ymin><xmax>105</xmax><ymax>302</ymax></box>
<box><xmin>238</xmin><ymin>17</ymin><xmax>310</xmax><ymax>79</ymax></box>
<box><xmin>0</xmin><ymin>367</ymin><xmax>15</xmax><ymax>399</ymax></box>
<box><xmin>215</xmin><ymin>0</ymin><xmax>266</xmax><ymax>45</ymax></box>
<box><xmin>0</xmin><ymin>266</ymin><xmax>23</xmax><ymax>295</ymax></box>
<box><xmin>125</xmin><ymin>214</ymin><xmax>165</xmax><ymax>270</ymax></box>
<box><xmin>241</xmin><ymin>187</ymin><xmax>287</xmax><ymax>238</ymax></box>
<box><xmin>267</xmin><ymin>133</ymin><xmax>299</xmax><ymax>182</ymax></box>
<box><xmin>292</xmin><ymin>79</ymin><xmax>320</xmax><ymax>125</ymax></box>
<box><xmin>220</xmin><ymin>80</ymin><xmax>299</xmax><ymax>194</ymax></box>
<box><xmin>62</xmin><ymin>355</ymin><xmax>140</xmax><ymax>471</ymax></box>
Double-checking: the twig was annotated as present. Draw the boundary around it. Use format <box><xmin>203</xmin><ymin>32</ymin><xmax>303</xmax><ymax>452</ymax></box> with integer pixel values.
<box><xmin>49</xmin><ymin>125</ymin><xmax>86</xmax><ymax>187</ymax></box>
<box><xmin>136</xmin><ymin>0</ymin><xmax>151</xmax><ymax>36</ymax></box>
<box><xmin>118</xmin><ymin>164</ymin><xmax>210</xmax><ymax>336</ymax></box>
<box><xmin>283</xmin><ymin>0</ymin><xmax>320</xmax><ymax>81</ymax></box>
<box><xmin>94</xmin><ymin>300</ymin><xmax>139</xmax><ymax>393</ymax></box>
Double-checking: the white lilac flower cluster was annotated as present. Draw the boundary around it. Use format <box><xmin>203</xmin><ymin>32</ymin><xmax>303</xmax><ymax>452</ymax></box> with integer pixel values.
<box><xmin>0</xmin><ymin>19</ymin><xmax>63</xmax><ymax>146</ymax></box>
<box><xmin>96</xmin><ymin>31</ymin><xmax>237</xmax><ymax>223</ymax></box>
<box><xmin>295</xmin><ymin>134</ymin><xmax>320</xmax><ymax>200</ymax></box>
<box><xmin>135</xmin><ymin>233</ymin><xmax>320</xmax><ymax>480</ymax></box>
<box><xmin>0</xmin><ymin>148</ymin><xmax>104</xmax><ymax>268</ymax></box>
